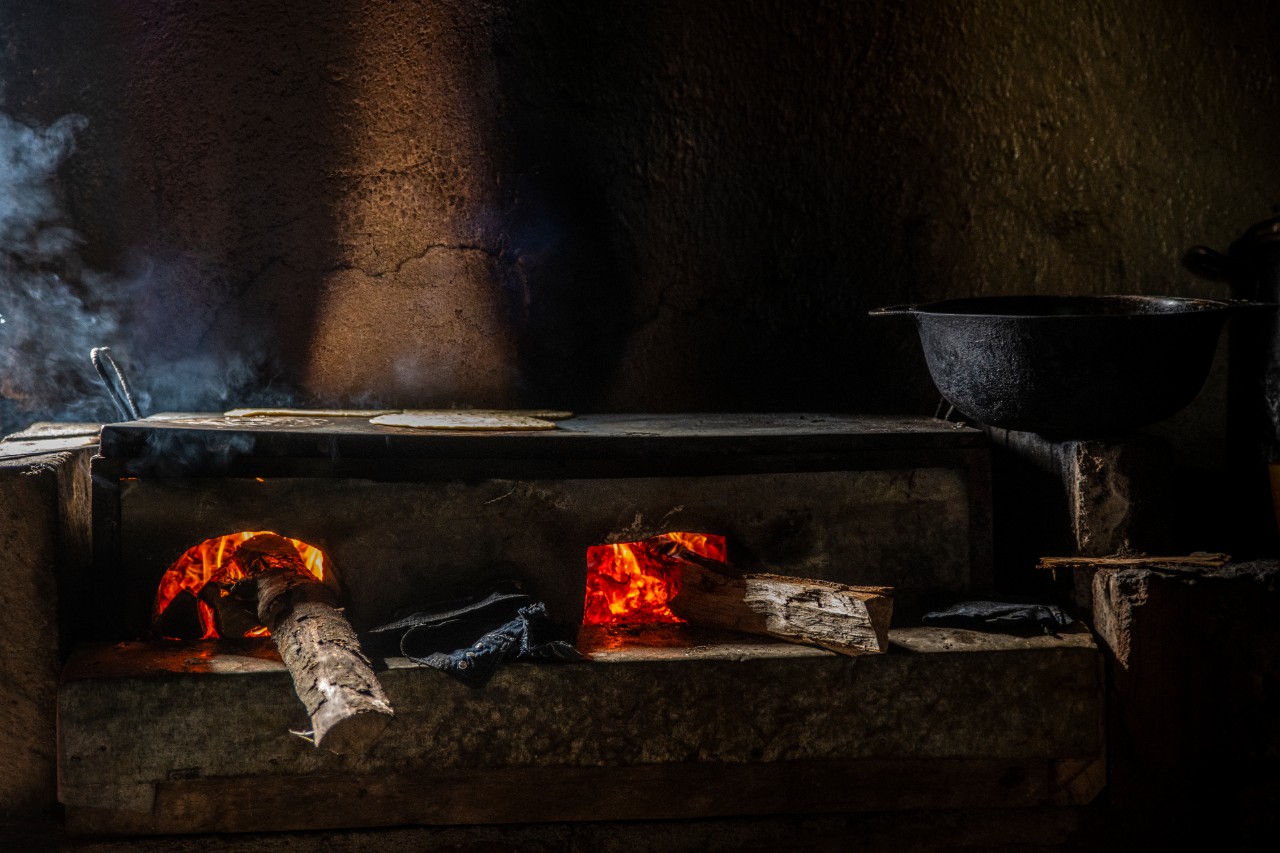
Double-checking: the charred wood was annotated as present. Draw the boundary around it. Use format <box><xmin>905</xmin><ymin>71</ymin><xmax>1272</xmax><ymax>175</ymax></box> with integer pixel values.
<box><xmin>151</xmin><ymin>590</ymin><xmax>202</xmax><ymax>640</ymax></box>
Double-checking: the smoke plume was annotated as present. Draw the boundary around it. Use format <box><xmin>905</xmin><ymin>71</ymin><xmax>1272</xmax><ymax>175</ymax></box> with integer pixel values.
<box><xmin>0</xmin><ymin>110</ymin><xmax>120</xmax><ymax>432</ymax></box>
<box><xmin>1</xmin><ymin>109</ymin><xmax>299</xmax><ymax>435</ymax></box>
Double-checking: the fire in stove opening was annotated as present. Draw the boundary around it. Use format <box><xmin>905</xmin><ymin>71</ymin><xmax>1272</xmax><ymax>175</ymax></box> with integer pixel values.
<box><xmin>152</xmin><ymin>531</ymin><xmax>327</xmax><ymax>639</ymax></box>
<box><xmin>582</xmin><ymin>532</ymin><xmax>727</xmax><ymax>626</ymax></box>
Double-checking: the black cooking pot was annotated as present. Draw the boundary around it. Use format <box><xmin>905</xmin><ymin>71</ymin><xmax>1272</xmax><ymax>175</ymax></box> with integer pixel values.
<box><xmin>871</xmin><ymin>295</ymin><xmax>1234</xmax><ymax>436</ymax></box>
<box><xmin>1184</xmin><ymin>218</ymin><xmax>1280</xmax><ymax>463</ymax></box>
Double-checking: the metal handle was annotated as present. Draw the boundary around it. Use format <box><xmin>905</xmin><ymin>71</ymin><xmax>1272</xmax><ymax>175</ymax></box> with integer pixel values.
<box><xmin>90</xmin><ymin>347</ymin><xmax>142</xmax><ymax>421</ymax></box>
<box><xmin>1182</xmin><ymin>245</ymin><xmax>1240</xmax><ymax>282</ymax></box>
<box><xmin>868</xmin><ymin>304</ymin><xmax>919</xmax><ymax>317</ymax></box>
<box><xmin>1227</xmin><ymin>299</ymin><xmax>1280</xmax><ymax>313</ymax></box>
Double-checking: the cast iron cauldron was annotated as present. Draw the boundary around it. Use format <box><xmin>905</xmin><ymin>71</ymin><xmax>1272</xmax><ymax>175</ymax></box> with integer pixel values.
<box><xmin>871</xmin><ymin>295</ymin><xmax>1234</xmax><ymax>436</ymax></box>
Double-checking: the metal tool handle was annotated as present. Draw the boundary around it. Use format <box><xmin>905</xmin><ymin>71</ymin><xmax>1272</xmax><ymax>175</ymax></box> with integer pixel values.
<box><xmin>90</xmin><ymin>347</ymin><xmax>142</xmax><ymax>421</ymax></box>
<box><xmin>1182</xmin><ymin>245</ymin><xmax>1239</xmax><ymax>282</ymax></box>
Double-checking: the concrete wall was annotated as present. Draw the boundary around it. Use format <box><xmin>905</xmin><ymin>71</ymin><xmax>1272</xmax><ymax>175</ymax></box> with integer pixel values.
<box><xmin>2</xmin><ymin>0</ymin><xmax>1279</xmax><ymax>449</ymax></box>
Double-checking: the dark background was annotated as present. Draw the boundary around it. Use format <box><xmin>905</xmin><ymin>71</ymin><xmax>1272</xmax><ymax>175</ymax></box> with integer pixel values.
<box><xmin>2</xmin><ymin>0</ymin><xmax>1280</xmax><ymax>465</ymax></box>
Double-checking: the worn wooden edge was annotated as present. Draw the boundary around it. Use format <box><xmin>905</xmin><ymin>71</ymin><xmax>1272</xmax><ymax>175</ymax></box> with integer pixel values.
<box><xmin>63</xmin><ymin>756</ymin><xmax>1104</xmax><ymax>836</ymax></box>
<box><xmin>1036</xmin><ymin>554</ymin><xmax>1230</xmax><ymax>571</ymax></box>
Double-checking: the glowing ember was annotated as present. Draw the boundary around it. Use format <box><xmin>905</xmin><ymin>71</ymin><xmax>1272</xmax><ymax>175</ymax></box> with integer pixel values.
<box><xmin>153</xmin><ymin>530</ymin><xmax>326</xmax><ymax>639</ymax></box>
<box><xmin>582</xmin><ymin>532</ymin><xmax>726</xmax><ymax>625</ymax></box>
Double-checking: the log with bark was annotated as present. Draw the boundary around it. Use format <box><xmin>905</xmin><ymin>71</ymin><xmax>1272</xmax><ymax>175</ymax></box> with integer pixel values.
<box><xmin>230</xmin><ymin>533</ymin><xmax>394</xmax><ymax>754</ymax></box>
<box><xmin>658</xmin><ymin>542</ymin><xmax>892</xmax><ymax>655</ymax></box>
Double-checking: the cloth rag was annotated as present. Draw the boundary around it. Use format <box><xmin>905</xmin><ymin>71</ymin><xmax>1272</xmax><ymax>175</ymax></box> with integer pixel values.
<box><xmin>362</xmin><ymin>584</ymin><xmax>582</xmax><ymax>688</ymax></box>
<box><xmin>922</xmin><ymin>600</ymin><xmax>1074</xmax><ymax>635</ymax></box>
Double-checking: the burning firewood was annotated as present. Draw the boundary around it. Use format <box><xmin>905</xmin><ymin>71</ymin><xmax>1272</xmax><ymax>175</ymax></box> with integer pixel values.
<box><xmin>230</xmin><ymin>533</ymin><xmax>394</xmax><ymax>754</ymax></box>
<box><xmin>658</xmin><ymin>541</ymin><xmax>893</xmax><ymax>655</ymax></box>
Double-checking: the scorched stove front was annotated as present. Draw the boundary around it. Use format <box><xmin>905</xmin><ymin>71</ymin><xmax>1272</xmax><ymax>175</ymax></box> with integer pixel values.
<box><xmin>86</xmin><ymin>412</ymin><xmax>993</xmax><ymax>640</ymax></box>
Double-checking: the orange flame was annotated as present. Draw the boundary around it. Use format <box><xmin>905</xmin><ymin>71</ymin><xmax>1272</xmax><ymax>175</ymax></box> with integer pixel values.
<box><xmin>582</xmin><ymin>531</ymin><xmax>726</xmax><ymax>625</ymax></box>
<box><xmin>152</xmin><ymin>530</ymin><xmax>326</xmax><ymax>639</ymax></box>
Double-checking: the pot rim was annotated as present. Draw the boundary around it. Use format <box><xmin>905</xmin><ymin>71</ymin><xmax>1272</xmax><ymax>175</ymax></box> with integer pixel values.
<box><xmin>885</xmin><ymin>294</ymin><xmax>1230</xmax><ymax>320</ymax></box>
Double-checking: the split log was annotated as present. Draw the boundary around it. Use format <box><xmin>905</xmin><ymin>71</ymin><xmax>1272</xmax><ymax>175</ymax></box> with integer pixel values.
<box><xmin>231</xmin><ymin>533</ymin><xmax>394</xmax><ymax>754</ymax></box>
<box><xmin>661</xmin><ymin>544</ymin><xmax>892</xmax><ymax>655</ymax></box>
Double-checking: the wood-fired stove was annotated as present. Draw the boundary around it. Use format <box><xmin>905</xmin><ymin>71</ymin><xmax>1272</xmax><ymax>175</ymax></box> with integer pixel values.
<box><xmin>55</xmin><ymin>413</ymin><xmax>1103</xmax><ymax>835</ymax></box>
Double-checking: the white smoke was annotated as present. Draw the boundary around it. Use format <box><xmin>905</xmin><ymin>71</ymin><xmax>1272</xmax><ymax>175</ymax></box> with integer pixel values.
<box><xmin>0</xmin><ymin>112</ymin><xmax>86</xmax><ymax>255</ymax></box>
<box><xmin>1</xmin><ymin>110</ymin><xmax>298</xmax><ymax>434</ymax></box>
<box><xmin>0</xmin><ymin>110</ymin><xmax>121</xmax><ymax>431</ymax></box>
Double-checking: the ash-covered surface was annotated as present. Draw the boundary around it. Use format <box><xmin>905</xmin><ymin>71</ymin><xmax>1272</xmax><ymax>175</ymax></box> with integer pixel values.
<box><xmin>3</xmin><ymin>422</ymin><xmax>100</xmax><ymax>441</ymax></box>
<box><xmin>577</xmin><ymin>623</ymin><xmax>831</xmax><ymax>660</ymax></box>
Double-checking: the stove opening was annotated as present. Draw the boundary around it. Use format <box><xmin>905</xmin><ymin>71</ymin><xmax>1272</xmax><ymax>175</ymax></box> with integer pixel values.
<box><xmin>152</xmin><ymin>530</ymin><xmax>328</xmax><ymax>640</ymax></box>
<box><xmin>582</xmin><ymin>532</ymin><xmax>727</xmax><ymax>626</ymax></box>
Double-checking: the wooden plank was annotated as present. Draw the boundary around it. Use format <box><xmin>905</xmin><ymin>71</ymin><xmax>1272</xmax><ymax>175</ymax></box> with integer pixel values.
<box><xmin>63</xmin><ymin>757</ymin><xmax>1099</xmax><ymax>836</ymax></box>
<box><xmin>1037</xmin><ymin>554</ymin><xmax>1230</xmax><ymax>571</ymax></box>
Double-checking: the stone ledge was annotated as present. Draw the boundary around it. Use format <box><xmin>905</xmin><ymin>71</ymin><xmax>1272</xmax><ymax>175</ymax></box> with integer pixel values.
<box><xmin>1087</xmin><ymin>559</ymin><xmax>1280</xmax><ymax>813</ymax></box>
<box><xmin>60</xmin><ymin>626</ymin><xmax>1103</xmax><ymax>835</ymax></box>
<box><xmin>0</xmin><ymin>444</ymin><xmax>96</xmax><ymax>820</ymax></box>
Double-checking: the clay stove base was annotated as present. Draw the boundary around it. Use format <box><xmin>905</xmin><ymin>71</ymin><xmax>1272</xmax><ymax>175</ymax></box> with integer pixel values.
<box><xmin>59</xmin><ymin>626</ymin><xmax>1103</xmax><ymax>836</ymax></box>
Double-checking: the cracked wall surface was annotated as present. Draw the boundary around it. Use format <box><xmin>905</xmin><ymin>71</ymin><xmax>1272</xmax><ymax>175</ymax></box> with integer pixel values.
<box><xmin>2</xmin><ymin>0</ymin><xmax>1279</xmax><ymax>454</ymax></box>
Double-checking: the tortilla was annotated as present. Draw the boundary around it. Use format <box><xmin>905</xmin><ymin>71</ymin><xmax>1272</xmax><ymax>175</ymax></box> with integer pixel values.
<box><xmin>441</xmin><ymin>409</ymin><xmax>574</xmax><ymax>421</ymax></box>
<box><xmin>369</xmin><ymin>411</ymin><xmax>560</xmax><ymax>431</ymax></box>
<box><xmin>225</xmin><ymin>408</ymin><xmax>399</xmax><ymax>418</ymax></box>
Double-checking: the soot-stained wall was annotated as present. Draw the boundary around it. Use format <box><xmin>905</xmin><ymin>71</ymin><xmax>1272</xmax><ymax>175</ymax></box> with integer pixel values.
<box><xmin>2</xmin><ymin>0</ymin><xmax>1279</xmax><ymax>452</ymax></box>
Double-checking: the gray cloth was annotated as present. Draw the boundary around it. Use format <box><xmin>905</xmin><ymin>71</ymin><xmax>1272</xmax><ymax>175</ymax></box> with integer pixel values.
<box><xmin>922</xmin><ymin>600</ymin><xmax>1073</xmax><ymax>635</ymax></box>
<box><xmin>362</xmin><ymin>586</ymin><xmax>582</xmax><ymax>688</ymax></box>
